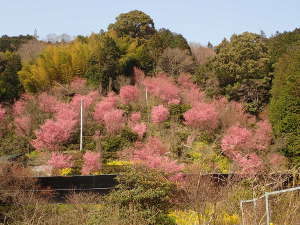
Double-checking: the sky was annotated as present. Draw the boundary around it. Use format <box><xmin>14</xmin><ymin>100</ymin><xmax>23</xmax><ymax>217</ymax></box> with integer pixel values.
<box><xmin>1</xmin><ymin>0</ymin><xmax>299</xmax><ymax>45</ymax></box>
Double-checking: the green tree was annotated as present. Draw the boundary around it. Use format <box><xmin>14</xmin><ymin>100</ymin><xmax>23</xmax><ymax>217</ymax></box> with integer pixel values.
<box><xmin>108</xmin><ymin>10</ymin><xmax>155</xmax><ymax>39</ymax></box>
<box><xmin>0</xmin><ymin>51</ymin><xmax>23</xmax><ymax>102</ymax></box>
<box><xmin>85</xmin><ymin>35</ymin><xmax>121</xmax><ymax>93</ymax></box>
<box><xmin>209</xmin><ymin>32</ymin><xmax>272</xmax><ymax>114</ymax></box>
<box><xmin>269</xmin><ymin>45</ymin><xmax>300</xmax><ymax>165</ymax></box>
<box><xmin>267</xmin><ymin>28</ymin><xmax>300</xmax><ymax>64</ymax></box>
<box><xmin>0</xmin><ymin>35</ymin><xmax>35</xmax><ymax>52</ymax></box>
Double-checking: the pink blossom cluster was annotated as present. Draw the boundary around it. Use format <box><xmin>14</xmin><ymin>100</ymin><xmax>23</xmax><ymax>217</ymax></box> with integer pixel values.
<box><xmin>13</xmin><ymin>100</ymin><xmax>26</xmax><ymax>116</ymax></box>
<box><xmin>70</xmin><ymin>92</ymin><xmax>95</xmax><ymax>112</ymax></box>
<box><xmin>81</xmin><ymin>151</ymin><xmax>101</xmax><ymax>175</ymax></box>
<box><xmin>131</xmin><ymin>137</ymin><xmax>184</xmax><ymax>182</ymax></box>
<box><xmin>14</xmin><ymin>115</ymin><xmax>31</xmax><ymax>136</ymax></box>
<box><xmin>120</xmin><ymin>85</ymin><xmax>139</xmax><ymax>104</ymax></box>
<box><xmin>0</xmin><ymin>104</ymin><xmax>5</xmax><ymax>122</ymax></box>
<box><xmin>151</xmin><ymin>105</ymin><xmax>169</xmax><ymax>124</ymax></box>
<box><xmin>143</xmin><ymin>73</ymin><xmax>180</xmax><ymax>103</ymax></box>
<box><xmin>235</xmin><ymin>153</ymin><xmax>263</xmax><ymax>174</ymax></box>
<box><xmin>32</xmin><ymin>104</ymin><xmax>78</xmax><ymax>151</ymax></box>
<box><xmin>133</xmin><ymin>67</ymin><xmax>145</xmax><ymax>84</ymax></box>
<box><xmin>130</xmin><ymin>112</ymin><xmax>141</xmax><ymax>122</ymax></box>
<box><xmin>250</xmin><ymin>120</ymin><xmax>272</xmax><ymax>150</ymax></box>
<box><xmin>38</xmin><ymin>93</ymin><xmax>60</xmax><ymax>113</ymax></box>
<box><xmin>177</xmin><ymin>73</ymin><xmax>197</xmax><ymax>89</ymax></box>
<box><xmin>132</xmin><ymin>123</ymin><xmax>147</xmax><ymax>139</ymax></box>
<box><xmin>183</xmin><ymin>103</ymin><xmax>219</xmax><ymax>130</ymax></box>
<box><xmin>70</xmin><ymin>77</ymin><xmax>87</xmax><ymax>90</ymax></box>
<box><xmin>181</xmin><ymin>88</ymin><xmax>205</xmax><ymax>106</ymax></box>
<box><xmin>103</xmin><ymin>109</ymin><xmax>125</xmax><ymax>134</ymax></box>
<box><xmin>48</xmin><ymin>152</ymin><xmax>73</xmax><ymax>169</ymax></box>
<box><xmin>221</xmin><ymin>125</ymin><xmax>252</xmax><ymax>155</ymax></box>
<box><xmin>93</xmin><ymin>93</ymin><xmax>118</xmax><ymax>122</ymax></box>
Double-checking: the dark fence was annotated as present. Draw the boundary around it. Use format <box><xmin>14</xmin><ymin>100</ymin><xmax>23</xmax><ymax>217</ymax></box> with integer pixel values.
<box><xmin>36</xmin><ymin>174</ymin><xmax>118</xmax><ymax>201</ymax></box>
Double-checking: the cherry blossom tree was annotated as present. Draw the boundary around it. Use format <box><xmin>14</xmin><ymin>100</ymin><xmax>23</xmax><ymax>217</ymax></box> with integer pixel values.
<box><xmin>120</xmin><ymin>85</ymin><xmax>139</xmax><ymax>104</ymax></box>
<box><xmin>151</xmin><ymin>105</ymin><xmax>169</xmax><ymax>124</ymax></box>
<box><xmin>103</xmin><ymin>109</ymin><xmax>125</xmax><ymax>134</ymax></box>
<box><xmin>81</xmin><ymin>151</ymin><xmax>101</xmax><ymax>175</ymax></box>
<box><xmin>183</xmin><ymin>103</ymin><xmax>218</xmax><ymax>130</ymax></box>
<box><xmin>132</xmin><ymin>122</ymin><xmax>147</xmax><ymax>139</ymax></box>
<box><xmin>48</xmin><ymin>152</ymin><xmax>73</xmax><ymax>169</ymax></box>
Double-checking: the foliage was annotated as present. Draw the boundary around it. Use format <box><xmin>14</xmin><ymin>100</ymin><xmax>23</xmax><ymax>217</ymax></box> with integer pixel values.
<box><xmin>183</xmin><ymin>103</ymin><xmax>219</xmax><ymax>130</ymax></box>
<box><xmin>32</xmin><ymin>104</ymin><xmax>78</xmax><ymax>151</ymax></box>
<box><xmin>131</xmin><ymin>122</ymin><xmax>147</xmax><ymax>139</ymax></box>
<box><xmin>119</xmin><ymin>85</ymin><xmax>139</xmax><ymax>104</ymax></box>
<box><xmin>0</xmin><ymin>34</ymin><xmax>35</xmax><ymax>52</ymax></box>
<box><xmin>143</xmin><ymin>73</ymin><xmax>180</xmax><ymax>103</ymax></box>
<box><xmin>151</xmin><ymin>105</ymin><xmax>170</xmax><ymax>124</ymax></box>
<box><xmin>0</xmin><ymin>51</ymin><xmax>23</xmax><ymax>102</ymax></box>
<box><xmin>158</xmin><ymin>47</ymin><xmax>195</xmax><ymax>75</ymax></box>
<box><xmin>85</xmin><ymin>34</ymin><xmax>120</xmax><ymax>92</ymax></box>
<box><xmin>108</xmin><ymin>10</ymin><xmax>155</xmax><ymax>39</ymax></box>
<box><xmin>206</xmin><ymin>32</ymin><xmax>272</xmax><ymax>114</ymax></box>
<box><xmin>81</xmin><ymin>151</ymin><xmax>101</xmax><ymax>175</ymax></box>
<box><xmin>103</xmin><ymin>109</ymin><xmax>125</xmax><ymax>134</ymax></box>
<box><xmin>269</xmin><ymin>45</ymin><xmax>300</xmax><ymax>165</ymax></box>
<box><xmin>105</xmin><ymin>166</ymin><xmax>178</xmax><ymax>225</ymax></box>
<box><xmin>18</xmin><ymin>39</ymin><xmax>92</xmax><ymax>92</ymax></box>
<box><xmin>48</xmin><ymin>152</ymin><xmax>73</xmax><ymax>169</ymax></box>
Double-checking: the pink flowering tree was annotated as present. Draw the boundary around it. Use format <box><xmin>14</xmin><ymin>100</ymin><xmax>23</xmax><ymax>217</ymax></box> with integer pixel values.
<box><xmin>221</xmin><ymin>125</ymin><xmax>252</xmax><ymax>157</ymax></box>
<box><xmin>133</xmin><ymin>67</ymin><xmax>145</xmax><ymax>85</ymax></box>
<box><xmin>93</xmin><ymin>93</ymin><xmax>118</xmax><ymax>122</ymax></box>
<box><xmin>81</xmin><ymin>151</ymin><xmax>101</xmax><ymax>175</ymax></box>
<box><xmin>151</xmin><ymin>105</ymin><xmax>169</xmax><ymax>124</ymax></box>
<box><xmin>120</xmin><ymin>85</ymin><xmax>139</xmax><ymax>104</ymax></box>
<box><xmin>69</xmin><ymin>77</ymin><xmax>87</xmax><ymax>91</ymax></box>
<box><xmin>0</xmin><ymin>105</ymin><xmax>5</xmax><ymax>122</ymax></box>
<box><xmin>32</xmin><ymin>105</ymin><xmax>78</xmax><ymax>151</ymax></box>
<box><xmin>103</xmin><ymin>109</ymin><xmax>124</xmax><ymax>134</ymax></box>
<box><xmin>48</xmin><ymin>152</ymin><xmax>73</xmax><ymax>169</ymax></box>
<box><xmin>13</xmin><ymin>100</ymin><xmax>26</xmax><ymax>116</ymax></box>
<box><xmin>131</xmin><ymin>137</ymin><xmax>184</xmax><ymax>182</ymax></box>
<box><xmin>131</xmin><ymin>123</ymin><xmax>147</xmax><ymax>139</ymax></box>
<box><xmin>183</xmin><ymin>103</ymin><xmax>219</xmax><ymax>130</ymax></box>
<box><xmin>143</xmin><ymin>74</ymin><xmax>180</xmax><ymax>103</ymax></box>
<box><xmin>14</xmin><ymin>115</ymin><xmax>32</xmax><ymax>136</ymax></box>
<box><xmin>130</xmin><ymin>112</ymin><xmax>141</xmax><ymax>123</ymax></box>
<box><xmin>37</xmin><ymin>93</ymin><xmax>60</xmax><ymax>113</ymax></box>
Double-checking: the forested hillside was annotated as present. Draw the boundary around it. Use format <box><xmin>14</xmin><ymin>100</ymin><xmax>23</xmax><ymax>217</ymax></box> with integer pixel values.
<box><xmin>0</xmin><ymin>10</ymin><xmax>299</xmax><ymax>225</ymax></box>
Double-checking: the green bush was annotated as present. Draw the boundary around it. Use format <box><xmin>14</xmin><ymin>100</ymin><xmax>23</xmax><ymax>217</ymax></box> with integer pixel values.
<box><xmin>105</xmin><ymin>166</ymin><xmax>178</xmax><ymax>225</ymax></box>
<box><xmin>269</xmin><ymin>45</ymin><xmax>300</xmax><ymax>165</ymax></box>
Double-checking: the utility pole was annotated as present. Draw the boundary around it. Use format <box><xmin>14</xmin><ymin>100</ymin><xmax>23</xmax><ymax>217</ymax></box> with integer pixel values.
<box><xmin>80</xmin><ymin>98</ymin><xmax>83</xmax><ymax>151</ymax></box>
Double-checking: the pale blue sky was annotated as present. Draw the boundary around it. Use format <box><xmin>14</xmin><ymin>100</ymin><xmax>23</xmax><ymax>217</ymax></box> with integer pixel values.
<box><xmin>1</xmin><ymin>0</ymin><xmax>299</xmax><ymax>45</ymax></box>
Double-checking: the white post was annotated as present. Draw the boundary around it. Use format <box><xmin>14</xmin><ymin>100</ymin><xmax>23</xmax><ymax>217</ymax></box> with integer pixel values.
<box><xmin>145</xmin><ymin>88</ymin><xmax>149</xmax><ymax>123</ymax></box>
<box><xmin>80</xmin><ymin>98</ymin><xmax>83</xmax><ymax>151</ymax></box>
<box><xmin>240</xmin><ymin>201</ymin><xmax>245</xmax><ymax>225</ymax></box>
<box><xmin>265</xmin><ymin>193</ymin><xmax>270</xmax><ymax>225</ymax></box>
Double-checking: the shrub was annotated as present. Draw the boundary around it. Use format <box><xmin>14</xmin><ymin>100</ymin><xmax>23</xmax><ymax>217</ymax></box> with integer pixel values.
<box><xmin>48</xmin><ymin>152</ymin><xmax>73</xmax><ymax>169</ymax></box>
<box><xmin>151</xmin><ymin>105</ymin><xmax>169</xmax><ymax>124</ymax></box>
<box><xmin>183</xmin><ymin>103</ymin><xmax>218</xmax><ymax>130</ymax></box>
<box><xmin>14</xmin><ymin>115</ymin><xmax>31</xmax><ymax>136</ymax></box>
<box><xmin>37</xmin><ymin>92</ymin><xmax>60</xmax><ymax>113</ymax></box>
<box><xmin>119</xmin><ymin>85</ymin><xmax>139</xmax><ymax>104</ymax></box>
<box><xmin>130</xmin><ymin>112</ymin><xmax>141</xmax><ymax>122</ymax></box>
<box><xmin>269</xmin><ymin>45</ymin><xmax>300</xmax><ymax>165</ymax></box>
<box><xmin>105</xmin><ymin>166</ymin><xmax>178</xmax><ymax>225</ymax></box>
<box><xmin>81</xmin><ymin>151</ymin><xmax>101</xmax><ymax>175</ymax></box>
<box><xmin>132</xmin><ymin>123</ymin><xmax>147</xmax><ymax>139</ymax></box>
<box><xmin>103</xmin><ymin>109</ymin><xmax>125</xmax><ymax>134</ymax></box>
<box><xmin>0</xmin><ymin>104</ymin><xmax>5</xmax><ymax>122</ymax></box>
<box><xmin>143</xmin><ymin>74</ymin><xmax>180</xmax><ymax>103</ymax></box>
